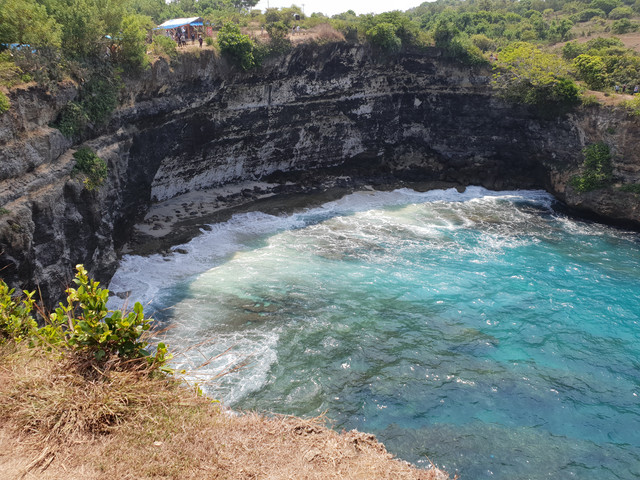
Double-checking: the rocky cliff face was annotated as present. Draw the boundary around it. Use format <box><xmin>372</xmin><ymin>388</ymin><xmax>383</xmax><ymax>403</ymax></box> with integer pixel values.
<box><xmin>1</xmin><ymin>43</ymin><xmax>639</xmax><ymax>306</ymax></box>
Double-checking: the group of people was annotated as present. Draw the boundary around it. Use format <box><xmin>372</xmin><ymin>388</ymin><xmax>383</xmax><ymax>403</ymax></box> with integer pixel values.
<box><xmin>172</xmin><ymin>29</ymin><xmax>204</xmax><ymax>48</ymax></box>
<box><xmin>614</xmin><ymin>84</ymin><xmax>640</xmax><ymax>94</ymax></box>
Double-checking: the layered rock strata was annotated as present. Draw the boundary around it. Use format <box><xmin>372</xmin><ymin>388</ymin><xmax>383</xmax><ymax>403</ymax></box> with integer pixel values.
<box><xmin>0</xmin><ymin>43</ymin><xmax>638</xmax><ymax>306</ymax></box>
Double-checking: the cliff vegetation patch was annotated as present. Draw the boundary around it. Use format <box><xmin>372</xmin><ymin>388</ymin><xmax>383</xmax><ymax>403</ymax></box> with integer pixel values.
<box><xmin>492</xmin><ymin>42</ymin><xmax>580</xmax><ymax>112</ymax></box>
<box><xmin>570</xmin><ymin>142</ymin><xmax>614</xmax><ymax>192</ymax></box>
<box><xmin>71</xmin><ymin>147</ymin><xmax>108</xmax><ymax>191</ymax></box>
<box><xmin>0</xmin><ymin>90</ymin><xmax>8</xmax><ymax>113</ymax></box>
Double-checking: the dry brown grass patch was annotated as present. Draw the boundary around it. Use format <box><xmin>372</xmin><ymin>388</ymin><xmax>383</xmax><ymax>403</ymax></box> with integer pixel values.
<box><xmin>0</xmin><ymin>342</ymin><xmax>450</xmax><ymax>480</ymax></box>
<box><xmin>303</xmin><ymin>24</ymin><xmax>346</xmax><ymax>45</ymax></box>
<box><xmin>0</xmin><ymin>343</ymin><xmax>196</xmax><ymax>443</ymax></box>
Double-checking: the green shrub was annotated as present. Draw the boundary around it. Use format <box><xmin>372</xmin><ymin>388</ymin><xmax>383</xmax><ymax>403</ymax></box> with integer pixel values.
<box><xmin>366</xmin><ymin>23</ymin><xmax>401</xmax><ymax>51</ymax></box>
<box><xmin>0</xmin><ymin>265</ymin><xmax>170</xmax><ymax>368</ymax></box>
<box><xmin>562</xmin><ymin>41</ymin><xmax>584</xmax><ymax>60</ymax></box>
<box><xmin>581</xmin><ymin>94</ymin><xmax>601</xmax><ymax>106</ymax></box>
<box><xmin>151</xmin><ymin>35</ymin><xmax>178</xmax><ymax>59</ymax></box>
<box><xmin>570</xmin><ymin>8</ymin><xmax>607</xmax><ymax>22</ymax></box>
<box><xmin>55</xmin><ymin>101</ymin><xmax>88</xmax><ymax>138</ymax></box>
<box><xmin>493</xmin><ymin>42</ymin><xmax>579</xmax><ymax>113</ymax></box>
<box><xmin>590</xmin><ymin>0</ymin><xmax>622</xmax><ymax>15</ymax></box>
<box><xmin>608</xmin><ymin>6</ymin><xmax>633</xmax><ymax>18</ymax></box>
<box><xmin>205</xmin><ymin>36</ymin><xmax>215</xmax><ymax>46</ymax></box>
<box><xmin>117</xmin><ymin>14</ymin><xmax>151</xmax><ymax>71</ymax></box>
<box><xmin>623</xmin><ymin>94</ymin><xmax>640</xmax><ymax>116</ymax></box>
<box><xmin>72</xmin><ymin>146</ymin><xmax>107</xmax><ymax>190</ymax></box>
<box><xmin>0</xmin><ymin>91</ymin><xmax>9</xmax><ymax>114</ymax></box>
<box><xmin>611</xmin><ymin>18</ymin><xmax>637</xmax><ymax>33</ymax></box>
<box><xmin>471</xmin><ymin>34</ymin><xmax>496</xmax><ymax>52</ymax></box>
<box><xmin>0</xmin><ymin>51</ymin><xmax>22</xmax><ymax>87</ymax></box>
<box><xmin>217</xmin><ymin>23</ymin><xmax>256</xmax><ymax>70</ymax></box>
<box><xmin>51</xmin><ymin>265</ymin><xmax>154</xmax><ymax>362</ymax></box>
<box><xmin>0</xmin><ymin>283</ymin><xmax>38</xmax><ymax>343</ymax></box>
<box><xmin>433</xmin><ymin>19</ymin><xmax>459</xmax><ymax>47</ymax></box>
<box><xmin>570</xmin><ymin>142</ymin><xmax>613</xmax><ymax>192</ymax></box>
<box><xmin>265</xmin><ymin>21</ymin><xmax>292</xmax><ymax>54</ymax></box>
<box><xmin>574</xmin><ymin>54</ymin><xmax>609</xmax><ymax>89</ymax></box>
<box><xmin>81</xmin><ymin>75</ymin><xmax>120</xmax><ymax>126</ymax></box>
<box><xmin>619</xmin><ymin>183</ymin><xmax>640</xmax><ymax>194</ymax></box>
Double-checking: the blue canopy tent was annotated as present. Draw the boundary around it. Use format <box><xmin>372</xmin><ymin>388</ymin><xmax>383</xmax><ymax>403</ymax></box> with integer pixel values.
<box><xmin>156</xmin><ymin>17</ymin><xmax>203</xmax><ymax>30</ymax></box>
<box><xmin>155</xmin><ymin>17</ymin><xmax>206</xmax><ymax>43</ymax></box>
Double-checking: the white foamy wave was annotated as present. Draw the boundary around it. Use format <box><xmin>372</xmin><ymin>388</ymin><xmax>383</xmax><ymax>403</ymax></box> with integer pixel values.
<box><xmin>108</xmin><ymin>187</ymin><xmax>554</xmax><ymax>311</ymax></box>
<box><xmin>108</xmin><ymin>211</ymin><xmax>306</xmax><ymax>310</ymax></box>
<box><xmin>302</xmin><ymin>187</ymin><xmax>553</xmax><ymax>219</ymax></box>
<box><xmin>160</xmin><ymin>325</ymin><xmax>280</xmax><ymax>404</ymax></box>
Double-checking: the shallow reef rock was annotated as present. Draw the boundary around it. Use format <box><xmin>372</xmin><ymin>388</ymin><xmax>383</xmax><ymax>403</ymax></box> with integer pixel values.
<box><xmin>0</xmin><ymin>43</ymin><xmax>639</xmax><ymax>306</ymax></box>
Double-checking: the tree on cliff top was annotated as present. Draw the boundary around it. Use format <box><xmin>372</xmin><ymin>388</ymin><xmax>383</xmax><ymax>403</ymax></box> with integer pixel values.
<box><xmin>492</xmin><ymin>42</ymin><xmax>579</xmax><ymax>112</ymax></box>
<box><xmin>0</xmin><ymin>0</ymin><xmax>62</xmax><ymax>48</ymax></box>
<box><xmin>217</xmin><ymin>23</ymin><xmax>256</xmax><ymax>70</ymax></box>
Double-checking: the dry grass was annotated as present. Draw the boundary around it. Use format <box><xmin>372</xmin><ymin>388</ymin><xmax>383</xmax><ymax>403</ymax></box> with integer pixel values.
<box><xmin>0</xmin><ymin>342</ymin><xmax>450</xmax><ymax>480</ymax></box>
<box><xmin>303</xmin><ymin>24</ymin><xmax>347</xmax><ymax>44</ymax></box>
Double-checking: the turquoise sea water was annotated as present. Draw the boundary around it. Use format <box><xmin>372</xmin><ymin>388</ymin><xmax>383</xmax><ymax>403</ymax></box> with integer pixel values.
<box><xmin>109</xmin><ymin>187</ymin><xmax>640</xmax><ymax>479</ymax></box>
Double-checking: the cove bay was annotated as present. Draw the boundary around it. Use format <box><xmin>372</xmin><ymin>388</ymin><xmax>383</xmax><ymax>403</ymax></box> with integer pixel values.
<box><xmin>109</xmin><ymin>186</ymin><xmax>640</xmax><ymax>480</ymax></box>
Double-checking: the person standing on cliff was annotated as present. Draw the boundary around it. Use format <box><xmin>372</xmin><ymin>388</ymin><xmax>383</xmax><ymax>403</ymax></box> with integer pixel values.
<box><xmin>635</xmin><ymin>85</ymin><xmax>639</xmax><ymax>95</ymax></box>
<box><xmin>198</xmin><ymin>35</ymin><xmax>203</xmax><ymax>48</ymax></box>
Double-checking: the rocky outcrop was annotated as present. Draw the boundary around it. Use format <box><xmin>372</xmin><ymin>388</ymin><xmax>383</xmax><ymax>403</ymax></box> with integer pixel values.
<box><xmin>1</xmin><ymin>43</ymin><xmax>639</xmax><ymax>306</ymax></box>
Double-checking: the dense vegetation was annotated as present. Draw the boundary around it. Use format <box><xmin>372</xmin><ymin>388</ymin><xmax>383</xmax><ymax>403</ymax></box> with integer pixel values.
<box><xmin>1</xmin><ymin>0</ymin><xmax>639</xmax><ymax>117</ymax></box>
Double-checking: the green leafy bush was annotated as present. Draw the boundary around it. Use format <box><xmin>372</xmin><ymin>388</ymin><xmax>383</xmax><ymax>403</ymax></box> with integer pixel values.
<box><xmin>570</xmin><ymin>142</ymin><xmax>613</xmax><ymax>192</ymax></box>
<box><xmin>265</xmin><ymin>21</ymin><xmax>292</xmax><ymax>54</ymax></box>
<box><xmin>366</xmin><ymin>23</ymin><xmax>401</xmax><ymax>51</ymax></box>
<box><xmin>608</xmin><ymin>6</ymin><xmax>633</xmax><ymax>18</ymax></box>
<box><xmin>0</xmin><ymin>283</ymin><xmax>38</xmax><ymax>343</ymax></box>
<box><xmin>493</xmin><ymin>42</ymin><xmax>579</xmax><ymax>112</ymax></box>
<box><xmin>619</xmin><ymin>183</ymin><xmax>640</xmax><ymax>194</ymax></box>
<box><xmin>581</xmin><ymin>94</ymin><xmax>601</xmax><ymax>106</ymax></box>
<box><xmin>55</xmin><ymin>101</ymin><xmax>88</xmax><ymax>138</ymax></box>
<box><xmin>623</xmin><ymin>94</ymin><xmax>640</xmax><ymax>116</ymax></box>
<box><xmin>574</xmin><ymin>54</ymin><xmax>609</xmax><ymax>89</ymax></box>
<box><xmin>0</xmin><ymin>91</ymin><xmax>9</xmax><ymax>114</ymax></box>
<box><xmin>151</xmin><ymin>35</ymin><xmax>178</xmax><ymax>59</ymax></box>
<box><xmin>117</xmin><ymin>14</ymin><xmax>151</xmax><ymax>71</ymax></box>
<box><xmin>611</xmin><ymin>18</ymin><xmax>637</xmax><ymax>33</ymax></box>
<box><xmin>0</xmin><ymin>265</ymin><xmax>170</xmax><ymax>368</ymax></box>
<box><xmin>81</xmin><ymin>75</ymin><xmax>120</xmax><ymax>126</ymax></box>
<box><xmin>50</xmin><ymin>265</ymin><xmax>154</xmax><ymax>361</ymax></box>
<box><xmin>0</xmin><ymin>51</ymin><xmax>23</xmax><ymax>87</ymax></box>
<box><xmin>471</xmin><ymin>34</ymin><xmax>496</xmax><ymax>52</ymax></box>
<box><xmin>217</xmin><ymin>23</ymin><xmax>256</xmax><ymax>70</ymax></box>
<box><xmin>72</xmin><ymin>146</ymin><xmax>107</xmax><ymax>190</ymax></box>
<box><xmin>589</xmin><ymin>0</ymin><xmax>622</xmax><ymax>15</ymax></box>
<box><xmin>0</xmin><ymin>0</ymin><xmax>62</xmax><ymax>48</ymax></box>
<box><xmin>444</xmin><ymin>35</ymin><xmax>487</xmax><ymax>66</ymax></box>
<box><xmin>361</xmin><ymin>11</ymin><xmax>419</xmax><ymax>47</ymax></box>
<box><xmin>562</xmin><ymin>41</ymin><xmax>584</xmax><ymax>60</ymax></box>
<box><xmin>570</xmin><ymin>8</ymin><xmax>607</xmax><ymax>22</ymax></box>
